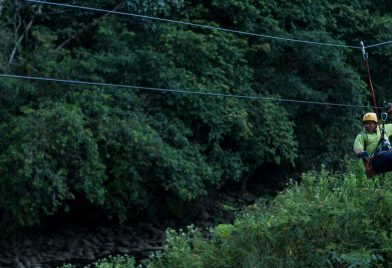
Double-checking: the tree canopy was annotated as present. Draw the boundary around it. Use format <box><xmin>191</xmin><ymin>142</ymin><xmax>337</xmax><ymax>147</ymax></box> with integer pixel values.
<box><xmin>1</xmin><ymin>0</ymin><xmax>392</xmax><ymax>230</ymax></box>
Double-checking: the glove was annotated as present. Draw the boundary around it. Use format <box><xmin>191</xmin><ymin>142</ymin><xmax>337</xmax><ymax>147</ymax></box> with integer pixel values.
<box><xmin>358</xmin><ymin>151</ymin><xmax>369</xmax><ymax>159</ymax></box>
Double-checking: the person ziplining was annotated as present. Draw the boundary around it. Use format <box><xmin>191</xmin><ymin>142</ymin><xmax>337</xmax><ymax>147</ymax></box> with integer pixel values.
<box><xmin>353</xmin><ymin>42</ymin><xmax>392</xmax><ymax>177</ymax></box>
<box><xmin>353</xmin><ymin>110</ymin><xmax>392</xmax><ymax>177</ymax></box>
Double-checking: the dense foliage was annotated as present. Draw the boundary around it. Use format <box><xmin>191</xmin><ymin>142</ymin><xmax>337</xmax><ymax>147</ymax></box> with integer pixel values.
<box><xmin>61</xmin><ymin>255</ymin><xmax>135</xmax><ymax>268</ymax></box>
<box><xmin>64</xmin><ymin>168</ymin><xmax>392</xmax><ymax>267</ymax></box>
<box><xmin>143</xmin><ymin>167</ymin><xmax>392</xmax><ymax>268</ymax></box>
<box><xmin>1</xmin><ymin>0</ymin><xmax>392</xmax><ymax>231</ymax></box>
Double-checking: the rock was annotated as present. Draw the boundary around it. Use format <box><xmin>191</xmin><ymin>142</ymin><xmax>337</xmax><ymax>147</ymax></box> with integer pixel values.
<box><xmin>116</xmin><ymin>246</ymin><xmax>130</xmax><ymax>254</ymax></box>
<box><xmin>131</xmin><ymin>235</ymin><xmax>143</xmax><ymax>243</ymax></box>
<box><xmin>64</xmin><ymin>229</ymin><xmax>75</xmax><ymax>237</ymax></box>
<box><xmin>200</xmin><ymin>210</ymin><xmax>210</xmax><ymax>221</ymax></box>
<box><xmin>97</xmin><ymin>226</ymin><xmax>107</xmax><ymax>235</ymax></box>
<box><xmin>204</xmin><ymin>221</ymin><xmax>214</xmax><ymax>228</ymax></box>
<box><xmin>117</xmin><ymin>237</ymin><xmax>130</xmax><ymax>247</ymax></box>
<box><xmin>120</xmin><ymin>225</ymin><xmax>135</xmax><ymax>235</ymax></box>
<box><xmin>0</xmin><ymin>257</ymin><xmax>11</xmax><ymax>266</ymax></box>
<box><xmin>23</xmin><ymin>239</ymin><xmax>33</xmax><ymax>247</ymax></box>
<box><xmin>19</xmin><ymin>256</ymin><xmax>31</xmax><ymax>265</ymax></box>
<box><xmin>150</xmin><ymin>227</ymin><xmax>164</xmax><ymax>240</ymax></box>
<box><xmin>242</xmin><ymin>193</ymin><xmax>256</xmax><ymax>203</ymax></box>
<box><xmin>83</xmin><ymin>249</ymin><xmax>95</xmax><ymax>261</ymax></box>
<box><xmin>138</xmin><ymin>241</ymin><xmax>152</xmax><ymax>249</ymax></box>
<box><xmin>35</xmin><ymin>254</ymin><xmax>43</xmax><ymax>262</ymax></box>
<box><xmin>77</xmin><ymin>248</ymin><xmax>84</xmax><ymax>258</ymax></box>
<box><xmin>62</xmin><ymin>252</ymin><xmax>73</xmax><ymax>260</ymax></box>
<box><xmin>98</xmin><ymin>250</ymin><xmax>111</xmax><ymax>258</ymax></box>
<box><xmin>91</xmin><ymin>236</ymin><xmax>100</xmax><ymax>245</ymax></box>
<box><xmin>46</xmin><ymin>239</ymin><xmax>54</xmax><ymax>247</ymax></box>
<box><xmin>64</xmin><ymin>243</ymin><xmax>75</xmax><ymax>252</ymax></box>
<box><xmin>103</xmin><ymin>242</ymin><xmax>115</xmax><ymax>250</ymax></box>
<box><xmin>81</xmin><ymin>238</ymin><xmax>92</xmax><ymax>247</ymax></box>
<box><xmin>12</xmin><ymin>257</ymin><xmax>26</xmax><ymax>268</ymax></box>
<box><xmin>29</xmin><ymin>256</ymin><xmax>38</xmax><ymax>263</ymax></box>
<box><xmin>55</xmin><ymin>256</ymin><xmax>65</xmax><ymax>262</ymax></box>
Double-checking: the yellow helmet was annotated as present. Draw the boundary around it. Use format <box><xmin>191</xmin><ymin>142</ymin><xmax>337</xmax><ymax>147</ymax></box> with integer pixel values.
<box><xmin>362</xmin><ymin>112</ymin><xmax>378</xmax><ymax>123</ymax></box>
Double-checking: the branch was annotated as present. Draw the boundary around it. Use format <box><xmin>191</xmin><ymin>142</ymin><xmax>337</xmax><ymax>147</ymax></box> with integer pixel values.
<box><xmin>8</xmin><ymin>2</ymin><xmax>43</xmax><ymax>65</ymax></box>
<box><xmin>56</xmin><ymin>3</ymin><xmax>124</xmax><ymax>51</ymax></box>
<box><xmin>8</xmin><ymin>19</ymin><xmax>34</xmax><ymax>65</ymax></box>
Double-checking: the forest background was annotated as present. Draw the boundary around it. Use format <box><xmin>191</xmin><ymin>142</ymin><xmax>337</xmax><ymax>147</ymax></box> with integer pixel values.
<box><xmin>1</xmin><ymin>0</ymin><xmax>392</xmax><ymax>246</ymax></box>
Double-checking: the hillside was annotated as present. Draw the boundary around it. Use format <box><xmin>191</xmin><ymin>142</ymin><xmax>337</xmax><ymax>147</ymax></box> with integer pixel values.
<box><xmin>1</xmin><ymin>0</ymin><xmax>392</xmax><ymax>267</ymax></box>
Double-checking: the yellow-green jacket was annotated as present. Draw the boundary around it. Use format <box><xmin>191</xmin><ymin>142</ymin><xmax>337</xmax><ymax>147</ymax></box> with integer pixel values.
<box><xmin>353</xmin><ymin>124</ymin><xmax>392</xmax><ymax>154</ymax></box>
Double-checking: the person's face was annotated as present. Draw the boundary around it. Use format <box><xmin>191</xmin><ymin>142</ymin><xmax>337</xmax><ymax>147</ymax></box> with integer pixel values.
<box><xmin>364</xmin><ymin>121</ymin><xmax>377</xmax><ymax>132</ymax></box>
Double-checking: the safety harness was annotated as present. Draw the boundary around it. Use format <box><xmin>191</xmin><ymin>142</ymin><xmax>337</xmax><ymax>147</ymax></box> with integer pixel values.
<box><xmin>362</xmin><ymin>112</ymin><xmax>392</xmax><ymax>157</ymax></box>
<box><xmin>360</xmin><ymin>109</ymin><xmax>392</xmax><ymax>177</ymax></box>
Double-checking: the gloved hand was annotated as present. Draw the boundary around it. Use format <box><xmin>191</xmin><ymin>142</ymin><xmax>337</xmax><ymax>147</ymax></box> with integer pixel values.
<box><xmin>358</xmin><ymin>151</ymin><xmax>369</xmax><ymax>159</ymax></box>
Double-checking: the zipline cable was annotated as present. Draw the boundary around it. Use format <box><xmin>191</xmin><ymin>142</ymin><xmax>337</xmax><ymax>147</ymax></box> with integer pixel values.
<box><xmin>364</xmin><ymin>40</ymin><xmax>392</xmax><ymax>49</ymax></box>
<box><xmin>0</xmin><ymin>73</ymin><xmax>380</xmax><ymax>109</ymax></box>
<box><xmin>26</xmin><ymin>0</ymin><xmax>361</xmax><ymax>50</ymax></box>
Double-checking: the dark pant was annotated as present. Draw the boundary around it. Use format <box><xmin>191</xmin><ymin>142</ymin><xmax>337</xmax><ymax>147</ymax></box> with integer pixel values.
<box><xmin>371</xmin><ymin>150</ymin><xmax>392</xmax><ymax>174</ymax></box>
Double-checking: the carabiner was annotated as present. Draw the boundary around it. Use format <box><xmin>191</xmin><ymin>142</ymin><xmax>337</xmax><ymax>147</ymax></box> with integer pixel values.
<box><xmin>381</xmin><ymin>112</ymin><xmax>388</xmax><ymax>122</ymax></box>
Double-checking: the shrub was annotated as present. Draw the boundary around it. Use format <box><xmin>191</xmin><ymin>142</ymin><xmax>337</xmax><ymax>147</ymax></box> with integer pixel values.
<box><xmin>88</xmin><ymin>255</ymin><xmax>136</xmax><ymax>268</ymax></box>
<box><xmin>144</xmin><ymin>168</ymin><xmax>392</xmax><ymax>268</ymax></box>
<box><xmin>59</xmin><ymin>255</ymin><xmax>136</xmax><ymax>268</ymax></box>
<box><xmin>0</xmin><ymin>103</ymin><xmax>106</xmax><ymax>226</ymax></box>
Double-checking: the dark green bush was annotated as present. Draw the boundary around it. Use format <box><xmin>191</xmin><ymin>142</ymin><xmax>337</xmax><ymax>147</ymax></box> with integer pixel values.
<box><xmin>60</xmin><ymin>255</ymin><xmax>136</xmax><ymax>268</ymax></box>
<box><xmin>145</xmin><ymin>167</ymin><xmax>392</xmax><ymax>268</ymax></box>
<box><xmin>0</xmin><ymin>103</ymin><xmax>106</xmax><ymax>226</ymax></box>
<box><xmin>3</xmin><ymin>0</ymin><xmax>392</xmax><ymax>233</ymax></box>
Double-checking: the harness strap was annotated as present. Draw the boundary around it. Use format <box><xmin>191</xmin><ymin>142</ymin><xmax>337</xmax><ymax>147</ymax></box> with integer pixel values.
<box><xmin>361</xmin><ymin>131</ymin><xmax>378</xmax><ymax>156</ymax></box>
<box><xmin>362</xmin><ymin>125</ymin><xmax>392</xmax><ymax>159</ymax></box>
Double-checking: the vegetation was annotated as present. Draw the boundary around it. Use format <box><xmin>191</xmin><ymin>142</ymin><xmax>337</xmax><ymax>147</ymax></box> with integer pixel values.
<box><xmin>142</xmin><ymin>167</ymin><xmax>392</xmax><ymax>268</ymax></box>
<box><xmin>61</xmin><ymin>167</ymin><xmax>392</xmax><ymax>267</ymax></box>
<box><xmin>1</xmin><ymin>0</ymin><xmax>392</xmax><ymax>246</ymax></box>
<box><xmin>60</xmin><ymin>255</ymin><xmax>136</xmax><ymax>268</ymax></box>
